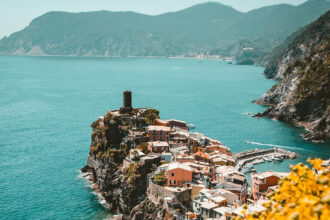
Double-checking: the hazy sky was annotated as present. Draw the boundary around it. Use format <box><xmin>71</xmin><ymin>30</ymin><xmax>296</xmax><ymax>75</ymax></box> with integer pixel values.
<box><xmin>0</xmin><ymin>0</ymin><xmax>307</xmax><ymax>38</ymax></box>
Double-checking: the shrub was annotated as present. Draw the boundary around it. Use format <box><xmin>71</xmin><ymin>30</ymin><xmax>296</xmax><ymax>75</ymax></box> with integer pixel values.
<box><xmin>137</xmin><ymin>142</ymin><xmax>150</xmax><ymax>154</ymax></box>
<box><xmin>154</xmin><ymin>171</ymin><xmax>166</xmax><ymax>186</ymax></box>
<box><xmin>242</xmin><ymin>158</ymin><xmax>330</xmax><ymax>220</ymax></box>
<box><xmin>140</xmin><ymin>109</ymin><xmax>159</xmax><ymax>125</ymax></box>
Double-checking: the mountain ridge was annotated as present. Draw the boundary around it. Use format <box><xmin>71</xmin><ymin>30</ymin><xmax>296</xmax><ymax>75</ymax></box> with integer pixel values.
<box><xmin>0</xmin><ymin>1</ymin><xmax>329</xmax><ymax>57</ymax></box>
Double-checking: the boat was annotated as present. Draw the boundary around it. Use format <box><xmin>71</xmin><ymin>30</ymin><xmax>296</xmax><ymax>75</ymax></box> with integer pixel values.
<box><xmin>264</xmin><ymin>157</ymin><xmax>271</xmax><ymax>162</ymax></box>
<box><xmin>188</xmin><ymin>124</ymin><xmax>195</xmax><ymax>129</ymax></box>
<box><xmin>244</xmin><ymin>164</ymin><xmax>254</xmax><ymax>171</ymax></box>
<box><xmin>273</xmin><ymin>157</ymin><xmax>281</xmax><ymax>162</ymax></box>
<box><xmin>243</xmin><ymin>168</ymin><xmax>257</xmax><ymax>174</ymax></box>
<box><xmin>269</xmin><ymin>155</ymin><xmax>276</xmax><ymax>161</ymax></box>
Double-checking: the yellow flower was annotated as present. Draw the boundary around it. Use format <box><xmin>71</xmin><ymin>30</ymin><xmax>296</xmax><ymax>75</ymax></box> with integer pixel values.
<box><xmin>246</xmin><ymin>159</ymin><xmax>330</xmax><ymax>220</ymax></box>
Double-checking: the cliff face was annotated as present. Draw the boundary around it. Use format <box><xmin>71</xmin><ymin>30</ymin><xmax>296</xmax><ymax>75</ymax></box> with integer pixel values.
<box><xmin>82</xmin><ymin>109</ymin><xmax>161</xmax><ymax>216</ymax></box>
<box><xmin>255</xmin><ymin>11</ymin><xmax>330</xmax><ymax>142</ymax></box>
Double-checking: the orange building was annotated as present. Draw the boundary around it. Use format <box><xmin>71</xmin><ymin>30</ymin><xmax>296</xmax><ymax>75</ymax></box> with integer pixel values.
<box><xmin>251</xmin><ymin>171</ymin><xmax>289</xmax><ymax>200</ymax></box>
<box><xmin>205</xmin><ymin>144</ymin><xmax>232</xmax><ymax>156</ymax></box>
<box><xmin>194</xmin><ymin>151</ymin><xmax>210</xmax><ymax>162</ymax></box>
<box><xmin>167</xmin><ymin>163</ymin><xmax>193</xmax><ymax>187</ymax></box>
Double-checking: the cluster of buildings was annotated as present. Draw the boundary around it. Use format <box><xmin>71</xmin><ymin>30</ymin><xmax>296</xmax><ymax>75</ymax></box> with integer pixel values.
<box><xmin>126</xmin><ymin>116</ymin><xmax>290</xmax><ymax>219</ymax></box>
<box><xmin>117</xmin><ymin>91</ymin><xmax>295</xmax><ymax>219</ymax></box>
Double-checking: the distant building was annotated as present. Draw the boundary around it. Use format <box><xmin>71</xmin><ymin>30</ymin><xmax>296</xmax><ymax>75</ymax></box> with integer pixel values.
<box><xmin>161</xmin><ymin>152</ymin><xmax>172</xmax><ymax>163</ymax></box>
<box><xmin>146</xmin><ymin>125</ymin><xmax>170</xmax><ymax>142</ymax></box>
<box><xmin>155</xmin><ymin>119</ymin><xmax>169</xmax><ymax>127</ymax></box>
<box><xmin>167</xmin><ymin>119</ymin><xmax>188</xmax><ymax>130</ymax></box>
<box><xmin>194</xmin><ymin>151</ymin><xmax>210</xmax><ymax>163</ymax></box>
<box><xmin>148</xmin><ymin>141</ymin><xmax>169</xmax><ymax>153</ymax></box>
<box><xmin>251</xmin><ymin>171</ymin><xmax>289</xmax><ymax>200</ymax></box>
<box><xmin>193</xmin><ymin>188</ymin><xmax>238</xmax><ymax>219</ymax></box>
<box><xmin>167</xmin><ymin>162</ymin><xmax>193</xmax><ymax>187</ymax></box>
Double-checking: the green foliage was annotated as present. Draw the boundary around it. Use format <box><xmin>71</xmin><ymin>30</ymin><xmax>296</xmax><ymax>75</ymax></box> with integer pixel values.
<box><xmin>264</xmin><ymin>10</ymin><xmax>330</xmax><ymax>79</ymax></box>
<box><xmin>140</xmin><ymin>109</ymin><xmax>159</xmax><ymax>125</ymax></box>
<box><xmin>126</xmin><ymin>163</ymin><xmax>142</xmax><ymax>184</ymax></box>
<box><xmin>1</xmin><ymin>2</ymin><xmax>329</xmax><ymax>57</ymax></box>
<box><xmin>154</xmin><ymin>171</ymin><xmax>166</xmax><ymax>186</ymax></box>
<box><xmin>137</xmin><ymin>142</ymin><xmax>149</xmax><ymax>154</ymax></box>
<box><xmin>161</xmin><ymin>160</ymin><xmax>168</xmax><ymax>165</ymax></box>
<box><xmin>104</xmin><ymin>111</ymin><xmax>113</xmax><ymax>121</ymax></box>
<box><xmin>90</xmin><ymin>120</ymin><xmax>99</xmax><ymax>129</ymax></box>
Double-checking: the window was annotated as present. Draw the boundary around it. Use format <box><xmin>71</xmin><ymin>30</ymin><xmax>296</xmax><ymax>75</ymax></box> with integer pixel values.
<box><xmin>171</xmin><ymin>172</ymin><xmax>175</xmax><ymax>177</ymax></box>
<box><xmin>170</xmin><ymin>180</ymin><xmax>176</xmax><ymax>184</ymax></box>
<box><xmin>160</xmin><ymin>137</ymin><xmax>162</xmax><ymax>141</ymax></box>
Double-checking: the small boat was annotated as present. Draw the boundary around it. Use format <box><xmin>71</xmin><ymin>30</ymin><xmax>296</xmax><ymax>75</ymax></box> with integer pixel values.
<box><xmin>188</xmin><ymin>124</ymin><xmax>195</xmax><ymax>129</ymax></box>
<box><xmin>269</xmin><ymin>156</ymin><xmax>276</xmax><ymax>161</ymax></box>
<box><xmin>264</xmin><ymin>157</ymin><xmax>271</xmax><ymax>162</ymax></box>
<box><xmin>273</xmin><ymin>157</ymin><xmax>281</xmax><ymax>162</ymax></box>
<box><xmin>244</xmin><ymin>168</ymin><xmax>256</xmax><ymax>174</ymax></box>
<box><xmin>244</xmin><ymin>164</ymin><xmax>254</xmax><ymax>171</ymax></box>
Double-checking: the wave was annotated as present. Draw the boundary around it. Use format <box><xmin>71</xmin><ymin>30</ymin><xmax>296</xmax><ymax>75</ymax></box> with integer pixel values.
<box><xmin>245</xmin><ymin>140</ymin><xmax>303</xmax><ymax>151</ymax></box>
<box><xmin>77</xmin><ymin>170</ymin><xmax>107</xmax><ymax>208</ymax></box>
<box><xmin>240</xmin><ymin>112</ymin><xmax>253</xmax><ymax>116</ymax></box>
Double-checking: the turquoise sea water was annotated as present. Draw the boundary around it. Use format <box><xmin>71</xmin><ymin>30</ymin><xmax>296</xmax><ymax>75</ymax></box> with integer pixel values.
<box><xmin>0</xmin><ymin>56</ymin><xmax>329</xmax><ymax>219</ymax></box>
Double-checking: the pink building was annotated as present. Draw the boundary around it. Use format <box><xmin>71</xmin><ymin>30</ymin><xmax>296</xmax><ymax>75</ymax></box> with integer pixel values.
<box><xmin>146</xmin><ymin>126</ymin><xmax>170</xmax><ymax>142</ymax></box>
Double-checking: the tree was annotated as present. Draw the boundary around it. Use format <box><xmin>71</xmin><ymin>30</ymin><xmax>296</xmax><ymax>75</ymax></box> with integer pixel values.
<box><xmin>154</xmin><ymin>171</ymin><xmax>166</xmax><ymax>186</ymax></box>
<box><xmin>137</xmin><ymin>142</ymin><xmax>150</xmax><ymax>154</ymax></box>
<box><xmin>140</xmin><ymin>109</ymin><xmax>159</xmax><ymax>125</ymax></box>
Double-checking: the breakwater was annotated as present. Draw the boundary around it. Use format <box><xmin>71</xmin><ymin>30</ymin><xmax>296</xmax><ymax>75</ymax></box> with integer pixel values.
<box><xmin>234</xmin><ymin>148</ymin><xmax>298</xmax><ymax>170</ymax></box>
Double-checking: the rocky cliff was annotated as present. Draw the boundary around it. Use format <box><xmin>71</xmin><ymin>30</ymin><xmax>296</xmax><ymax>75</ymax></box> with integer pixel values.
<box><xmin>81</xmin><ymin>109</ymin><xmax>163</xmax><ymax>218</ymax></box>
<box><xmin>255</xmin><ymin>11</ymin><xmax>330</xmax><ymax>142</ymax></box>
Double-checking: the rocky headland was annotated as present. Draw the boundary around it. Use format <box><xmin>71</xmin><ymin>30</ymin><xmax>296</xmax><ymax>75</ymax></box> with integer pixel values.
<box><xmin>254</xmin><ymin>10</ymin><xmax>330</xmax><ymax>142</ymax></box>
<box><xmin>81</xmin><ymin>105</ymin><xmax>165</xmax><ymax>219</ymax></box>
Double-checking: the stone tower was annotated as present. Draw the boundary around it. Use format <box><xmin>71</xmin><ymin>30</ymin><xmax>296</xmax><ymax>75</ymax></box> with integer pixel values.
<box><xmin>120</xmin><ymin>90</ymin><xmax>132</xmax><ymax>113</ymax></box>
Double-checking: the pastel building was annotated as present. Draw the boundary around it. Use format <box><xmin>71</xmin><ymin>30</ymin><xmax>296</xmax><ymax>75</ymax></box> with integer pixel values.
<box><xmin>148</xmin><ymin>141</ymin><xmax>169</xmax><ymax>153</ymax></box>
<box><xmin>146</xmin><ymin>125</ymin><xmax>170</xmax><ymax>142</ymax></box>
<box><xmin>251</xmin><ymin>171</ymin><xmax>289</xmax><ymax>200</ymax></box>
<box><xmin>167</xmin><ymin>162</ymin><xmax>193</xmax><ymax>187</ymax></box>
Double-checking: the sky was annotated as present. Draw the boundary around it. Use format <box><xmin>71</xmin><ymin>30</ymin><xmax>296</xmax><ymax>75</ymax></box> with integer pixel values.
<box><xmin>0</xmin><ymin>0</ymin><xmax>307</xmax><ymax>38</ymax></box>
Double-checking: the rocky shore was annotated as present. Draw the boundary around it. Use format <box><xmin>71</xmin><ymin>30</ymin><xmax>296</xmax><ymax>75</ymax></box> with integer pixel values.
<box><xmin>81</xmin><ymin>107</ymin><xmax>165</xmax><ymax>219</ymax></box>
<box><xmin>254</xmin><ymin>11</ymin><xmax>330</xmax><ymax>142</ymax></box>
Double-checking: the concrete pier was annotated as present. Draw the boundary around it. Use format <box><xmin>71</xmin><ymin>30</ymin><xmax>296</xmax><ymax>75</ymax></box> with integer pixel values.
<box><xmin>233</xmin><ymin>147</ymin><xmax>298</xmax><ymax>170</ymax></box>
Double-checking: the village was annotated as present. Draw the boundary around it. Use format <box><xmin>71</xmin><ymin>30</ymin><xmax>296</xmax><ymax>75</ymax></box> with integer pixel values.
<box><xmin>103</xmin><ymin>91</ymin><xmax>299</xmax><ymax>220</ymax></box>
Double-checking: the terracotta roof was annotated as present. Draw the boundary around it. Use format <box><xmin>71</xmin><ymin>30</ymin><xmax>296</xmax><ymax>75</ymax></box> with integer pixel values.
<box><xmin>194</xmin><ymin>151</ymin><xmax>210</xmax><ymax>159</ymax></box>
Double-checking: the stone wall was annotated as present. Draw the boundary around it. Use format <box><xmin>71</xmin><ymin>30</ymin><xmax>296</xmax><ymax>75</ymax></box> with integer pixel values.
<box><xmin>148</xmin><ymin>180</ymin><xmax>191</xmax><ymax>206</ymax></box>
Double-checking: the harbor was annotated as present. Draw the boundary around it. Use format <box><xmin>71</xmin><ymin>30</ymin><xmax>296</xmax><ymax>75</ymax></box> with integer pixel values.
<box><xmin>234</xmin><ymin>147</ymin><xmax>298</xmax><ymax>173</ymax></box>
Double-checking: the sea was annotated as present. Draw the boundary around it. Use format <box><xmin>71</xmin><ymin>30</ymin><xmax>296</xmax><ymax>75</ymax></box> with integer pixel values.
<box><xmin>0</xmin><ymin>56</ymin><xmax>329</xmax><ymax>219</ymax></box>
